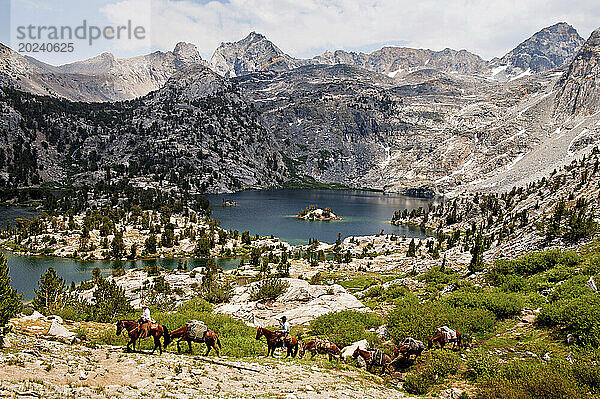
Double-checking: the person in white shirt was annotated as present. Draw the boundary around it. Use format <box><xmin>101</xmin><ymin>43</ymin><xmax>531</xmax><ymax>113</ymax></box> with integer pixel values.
<box><xmin>138</xmin><ymin>305</ymin><xmax>152</xmax><ymax>339</ymax></box>
<box><xmin>278</xmin><ymin>316</ymin><xmax>290</xmax><ymax>347</ymax></box>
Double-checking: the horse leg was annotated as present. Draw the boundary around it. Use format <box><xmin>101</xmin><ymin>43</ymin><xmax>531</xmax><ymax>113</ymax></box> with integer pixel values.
<box><xmin>188</xmin><ymin>340</ymin><xmax>193</xmax><ymax>354</ymax></box>
<box><xmin>206</xmin><ymin>344</ymin><xmax>211</xmax><ymax>356</ymax></box>
<box><xmin>176</xmin><ymin>339</ymin><xmax>182</xmax><ymax>354</ymax></box>
<box><xmin>153</xmin><ymin>336</ymin><xmax>162</xmax><ymax>355</ymax></box>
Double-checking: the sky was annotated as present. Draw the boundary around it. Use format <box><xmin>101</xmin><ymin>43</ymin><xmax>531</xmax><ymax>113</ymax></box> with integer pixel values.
<box><xmin>1</xmin><ymin>0</ymin><xmax>599</xmax><ymax>65</ymax></box>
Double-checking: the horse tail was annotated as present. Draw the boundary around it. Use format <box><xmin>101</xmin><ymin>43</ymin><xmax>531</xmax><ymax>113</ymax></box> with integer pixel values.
<box><xmin>162</xmin><ymin>325</ymin><xmax>171</xmax><ymax>348</ymax></box>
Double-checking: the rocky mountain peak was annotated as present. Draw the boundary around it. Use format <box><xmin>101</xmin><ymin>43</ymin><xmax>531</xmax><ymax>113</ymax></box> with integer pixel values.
<box><xmin>173</xmin><ymin>42</ymin><xmax>202</xmax><ymax>67</ymax></box>
<box><xmin>555</xmin><ymin>26</ymin><xmax>600</xmax><ymax>116</ymax></box>
<box><xmin>210</xmin><ymin>32</ymin><xmax>304</xmax><ymax>77</ymax></box>
<box><xmin>499</xmin><ymin>22</ymin><xmax>584</xmax><ymax>73</ymax></box>
<box><xmin>243</xmin><ymin>31</ymin><xmax>267</xmax><ymax>43</ymax></box>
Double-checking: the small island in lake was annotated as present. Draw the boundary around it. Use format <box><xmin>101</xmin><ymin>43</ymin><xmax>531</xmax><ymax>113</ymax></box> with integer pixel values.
<box><xmin>297</xmin><ymin>205</ymin><xmax>340</xmax><ymax>221</ymax></box>
<box><xmin>220</xmin><ymin>199</ymin><xmax>238</xmax><ymax>207</ymax></box>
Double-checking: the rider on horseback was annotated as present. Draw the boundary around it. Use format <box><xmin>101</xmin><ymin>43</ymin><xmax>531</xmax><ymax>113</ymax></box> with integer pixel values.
<box><xmin>278</xmin><ymin>316</ymin><xmax>290</xmax><ymax>348</ymax></box>
<box><xmin>138</xmin><ymin>304</ymin><xmax>153</xmax><ymax>339</ymax></box>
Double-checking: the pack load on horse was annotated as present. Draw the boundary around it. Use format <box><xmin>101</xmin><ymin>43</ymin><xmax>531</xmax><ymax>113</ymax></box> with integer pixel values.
<box><xmin>428</xmin><ymin>326</ymin><xmax>463</xmax><ymax>349</ymax></box>
<box><xmin>116</xmin><ymin>319</ymin><xmax>171</xmax><ymax>355</ymax></box>
<box><xmin>396</xmin><ymin>337</ymin><xmax>425</xmax><ymax>359</ymax></box>
<box><xmin>298</xmin><ymin>338</ymin><xmax>342</xmax><ymax>361</ymax></box>
<box><xmin>170</xmin><ymin>320</ymin><xmax>221</xmax><ymax>356</ymax></box>
<box><xmin>255</xmin><ymin>327</ymin><xmax>298</xmax><ymax>358</ymax></box>
<box><xmin>391</xmin><ymin>337</ymin><xmax>425</xmax><ymax>369</ymax></box>
<box><xmin>352</xmin><ymin>347</ymin><xmax>392</xmax><ymax>374</ymax></box>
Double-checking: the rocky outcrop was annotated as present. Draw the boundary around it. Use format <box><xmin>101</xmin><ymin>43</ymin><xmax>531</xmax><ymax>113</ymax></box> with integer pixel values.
<box><xmin>555</xmin><ymin>27</ymin><xmax>600</xmax><ymax>116</ymax></box>
<box><xmin>210</xmin><ymin>32</ymin><xmax>307</xmax><ymax>77</ymax></box>
<box><xmin>214</xmin><ymin>278</ymin><xmax>366</xmax><ymax>326</ymax></box>
<box><xmin>47</xmin><ymin>319</ymin><xmax>76</xmax><ymax>344</ymax></box>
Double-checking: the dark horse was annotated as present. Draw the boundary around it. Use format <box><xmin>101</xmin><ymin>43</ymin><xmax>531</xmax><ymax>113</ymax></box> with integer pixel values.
<box><xmin>428</xmin><ymin>328</ymin><xmax>463</xmax><ymax>350</ymax></box>
<box><xmin>170</xmin><ymin>325</ymin><xmax>222</xmax><ymax>356</ymax></box>
<box><xmin>116</xmin><ymin>320</ymin><xmax>171</xmax><ymax>355</ymax></box>
<box><xmin>298</xmin><ymin>339</ymin><xmax>342</xmax><ymax>361</ymax></box>
<box><xmin>255</xmin><ymin>327</ymin><xmax>298</xmax><ymax>358</ymax></box>
<box><xmin>352</xmin><ymin>347</ymin><xmax>392</xmax><ymax>374</ymax></box>
<box><xmin>394</xmin><ymin>338</ymin><xmax>425</xmax><ymax>359</ymax></box>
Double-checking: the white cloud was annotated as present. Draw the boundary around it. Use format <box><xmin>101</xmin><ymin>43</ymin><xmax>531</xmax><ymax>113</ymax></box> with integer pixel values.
<box><xmin>99</xmin><ymin>0</ymin><xmax>600</xmax><ymax>60</ymax></box>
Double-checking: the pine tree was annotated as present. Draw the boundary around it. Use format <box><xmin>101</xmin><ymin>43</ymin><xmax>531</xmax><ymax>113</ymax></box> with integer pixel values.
<box><xmin>469</xmin><ymin>231</ymin><xmax>485</xmax><ymax>273</ymax></box>
<box><xmin>145</xmin><ymin>233</ymin><xmax>157</xmax><ymax>254</ymax></box>
<box><xmin>32</xmin><ymin>267</ymin><xmax>65</xmax><ymax>315</ymax></box>
<box><xmin>0</xmin><ymin>253</ymin><xmax>22</xmax><ymax>326</ymax></box>
<box><xmin>407</xmin><ymin>239</ymin><xmax>416</xmax><ymax>257</ymax></box>
<box><xmin>110</xmin><ymin>231</ymin><xmax>125</xmax><ymax>258</ymax></box>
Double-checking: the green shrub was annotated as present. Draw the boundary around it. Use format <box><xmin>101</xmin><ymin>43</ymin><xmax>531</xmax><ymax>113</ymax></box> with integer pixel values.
<box><xmin>546</xmin><ymin>275</ymin><xmax>591</xmax><ymax>302</ymax></box>
<box><xmin>250</xmin><ymin>278</ymin><xmax>289</xmax><ymax>302</ymax></box>
<box><xmin>537</xmin><ymin>293</ymin><xmax>600</xmax><ymax>347</ymax></box>
<box><xmin>445</xmin><ymin>290</ymin><xmax>524</xmax><ymax>319</ymax></box>
<box><xmin>404</xmin><ymin>372</ymin><xmax>434</xmax><ymax>394</ymax></box>
<box><xmin>465</xmin><ymin>351</ymin><xmax>499</xmax><ymax>381</ymax></box>
<box><xmin>487</xmin><ymin>250</ymin><xmax>580</xmax><ymax>285</ymax></box>
<box><xmin>477</xmin><ymin>361</ymin><xmax>585</xmax><ymax>399</ymax></box>
<box><xmin>403</xmin><ymin>349</ymin><xmax>461</xmax><ymax>395</ymax></box>
<box><xmin>388</xmin><ymin>298</ymin><xmax>495</xmax><ymax>342</ymax></box>
<box><xmin>573</xmin><ymin>361</ymin><xmax>600</xmax><ymax>394</ymax></box>
<box><xmin>309</xmin><ymin>310</ymin><xmax>382</xmax><ymax>348</ymax></box>
<box><xmin>364</xmin><ymin>285</ymin><xmax>384</xmax><ymax>298</ymax></box>
<box><xmin>428</xmin><ymin>349</ymin><xmax>461</xmax><ymax>376</ymax></box>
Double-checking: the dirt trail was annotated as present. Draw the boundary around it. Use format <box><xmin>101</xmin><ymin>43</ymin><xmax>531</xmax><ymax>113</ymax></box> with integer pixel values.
<box><xmin>0</xmin><ymin>331</ymin><xmax>413</xmax><ymax>399</ymax></box>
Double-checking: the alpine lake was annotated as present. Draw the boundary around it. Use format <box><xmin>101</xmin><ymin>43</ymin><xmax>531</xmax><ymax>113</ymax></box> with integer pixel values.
<box><xmin>2</xmin><ymin>189</ymin><xmax>435</xmax><ymax>299</ymax></box>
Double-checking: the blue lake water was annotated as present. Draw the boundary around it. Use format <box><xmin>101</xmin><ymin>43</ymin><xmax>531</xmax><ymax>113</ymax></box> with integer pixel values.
<box><xmin>208</xmin><ymin>189</ymin><xmax>432</xmax><ymax>245</ymax></box>
<box><xmin>3</xmin><ymin>189</ymin><xmax>434</xmax><ymax>299</ymax></box>
<box><xmin>3</xmin><ymin>252</ymin><xmax>240</xmax><ymax>301</ymax></box>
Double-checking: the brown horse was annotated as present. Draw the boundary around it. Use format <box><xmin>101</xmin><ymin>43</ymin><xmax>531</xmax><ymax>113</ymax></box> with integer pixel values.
<box><xmin>428</xmin><ymin>328</ymin><xmax>463</xmax><ymax>350</ymax></box>
<box><xmin>255</xmin><ymin>327</ymin><xmax>298</xmax><ymax>358</ymax></box>
<box><xmin>116</xmin><ymin>320</ymin><xmax>171</xmax><ymax>355</ymax></box>
<box><xmin>298</xmin><ymin>339</ymin><xmax>341</xmax><ymax>361</ymax></box>
<box><xmin>352</xmin><ymin>347</ymin><xmax>392</xmax><ymax>374</ymax></box>
<box><xmin>170</xmin><ymin>325</ymin><xmax>221</xmax><ymax>356</ymax></box>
